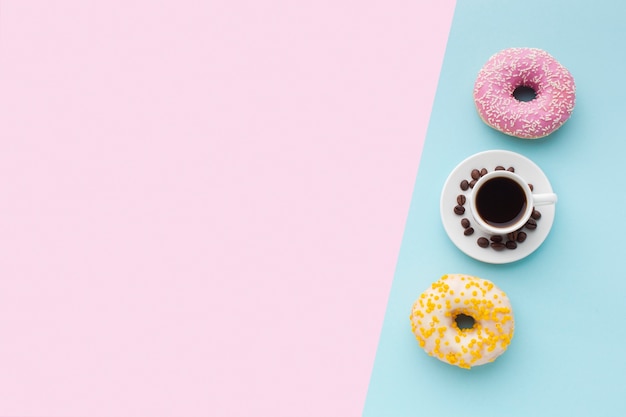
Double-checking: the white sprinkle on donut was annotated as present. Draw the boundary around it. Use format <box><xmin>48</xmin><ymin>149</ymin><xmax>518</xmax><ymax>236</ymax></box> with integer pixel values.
<box><xmin>473</xmin><ymin>48</ymin><xmax>576</xmax><ymax>139</ymax></box>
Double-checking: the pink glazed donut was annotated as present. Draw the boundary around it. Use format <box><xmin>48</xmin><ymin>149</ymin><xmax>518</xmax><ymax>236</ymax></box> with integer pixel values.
<box><xmin>473</xmin><ymin>48</ymin><xmax>576</xmax><ymax>139</ymax></box>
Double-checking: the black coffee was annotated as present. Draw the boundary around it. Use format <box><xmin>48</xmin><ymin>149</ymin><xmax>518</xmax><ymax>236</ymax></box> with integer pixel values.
<box><xmin>475</xmin><ymin>177</ymin><xmax>527</xmax><ymax>227</ymax></box>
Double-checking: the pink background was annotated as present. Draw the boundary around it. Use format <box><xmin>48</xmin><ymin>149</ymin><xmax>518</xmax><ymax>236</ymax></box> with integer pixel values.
<box><xmin>0</xmin><ymin>1</ymin><xmax>455</xmax><ymax>415</ymax></box>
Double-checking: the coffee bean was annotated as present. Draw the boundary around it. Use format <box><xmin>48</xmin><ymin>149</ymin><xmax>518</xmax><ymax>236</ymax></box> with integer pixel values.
<box><xmin>491</xmin><ymin>242</ymin><xmax>506</xmax><ymax>251</ymax></box>
<box><xmin>531</xmin><ymin>209</ymin><xmax>541</xmax><ymax>220</ymax></box>
<box><xmin>469</xmin><ymin>179</ymin><xmax>477</xmax><ymax>188</ymax></box>
<box><xmin>461</xmin><ymin>218</ymin><xmax>470</xmax><ymax>228</ymax></box>
<box><xmin>505</xmin><ymin>240</ymin><xmax>517</xmax><ymax>249</ymax></box>
<box><xmin>457</xmin><ymin>194</ymin><xmax>466</xmax><ymax>205</ymax></box>
<box><xmin>460</xmin><ymin>179</ymin><xmax>469</xmax><ymax>191</ymax></box>
<box><xmin>525</xmin><ymin>218</ymin><xmax>537</xmax><ymax>230</ymax></box>
<box><xmin>464</xmin><ymin>227</ymin><xmax>474</xmax><ymax>236</ymax></box>
<box><xmin>477</xmin><ymin>237</ymin><xmax>489</xmax><ymax>248</ymax></box>
<box><xmin>480</xmin><ymin>168</ymin><xmax>488</xmax><ymax>176</ymax></box>
<box><xmin>507</xmin><ymin>231</ymin><xmax>518</xmax><ymax>241</ymax></box>
<box><xmin>471</xmin><ymin>169</ymin><xmax>481</xmax><ymax>180</ymax></box>
<box><xmin>507</xmin><ymin>166</ymin><xmax>515</xmax><ymax>172</ymax></box>
<box><xmin>454</xmin><ymin>205</ymin><xmax>465</xmax><ymax>215</ymax></box>
<box><xmin>495</xmin><ymin>165</ymin><xmax>505</xmax><ymax>171</ymax></box>
<box><xmin>528</xmin><ymin>183</ymin><xmax>534</xmax><ymax>191</ymax></box>
<box><xmin>490</xmin><ymin>235</ymin><xmax>503</xmax><ymax>243</ymax></box>
<box><xmin>517</xmin><ymin>231</ymin><xmax>527</xmax><ymax>242</ymax></box>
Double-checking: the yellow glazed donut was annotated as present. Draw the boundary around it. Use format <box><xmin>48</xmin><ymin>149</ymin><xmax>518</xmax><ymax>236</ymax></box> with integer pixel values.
<box><xmin>410</xmin><ymin>274</ymin><xmax>514</xmax><ymax>369</ymax></box>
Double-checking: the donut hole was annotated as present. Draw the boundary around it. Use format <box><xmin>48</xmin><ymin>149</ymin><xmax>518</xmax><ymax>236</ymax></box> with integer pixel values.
<box><xmin>454</xmin><ymin>313</ymin><xmax>476</xmax><ymax>330</ymax></box>
<box><xmin>513</xmin><ymin>85</ymin><xmax>537</xmax><ymax>102</ymax></box>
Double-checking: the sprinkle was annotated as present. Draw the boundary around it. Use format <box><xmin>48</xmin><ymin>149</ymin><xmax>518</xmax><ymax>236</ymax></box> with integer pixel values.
<box><xmin>410</xmin><ymin>274</ymin><xmax>515</xmax><ymax>369</ymax></box>
<box><xmin>473</xmin><ymin>48</ymin><xmax>575</xmax><ymax>139</ymax></box>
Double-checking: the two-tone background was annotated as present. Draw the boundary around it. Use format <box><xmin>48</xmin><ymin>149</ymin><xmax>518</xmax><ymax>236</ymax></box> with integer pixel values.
<box><xmin>8</xmin><ymin>1</ymin><xmax>624</xmax><ymax>415</ymax></box>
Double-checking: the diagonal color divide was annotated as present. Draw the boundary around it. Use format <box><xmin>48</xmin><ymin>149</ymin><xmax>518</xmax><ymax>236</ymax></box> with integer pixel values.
<box><xmin>364</xmin><ymin>0</ymin><xmax>626</xmax><ymax>416</ymax></box>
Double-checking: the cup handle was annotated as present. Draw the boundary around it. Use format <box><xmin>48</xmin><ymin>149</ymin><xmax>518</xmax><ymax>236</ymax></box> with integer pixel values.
<box><xmin>533</xmin><ymin>192</ymin><xmax>557</xmax><ymax>206</ymax></box>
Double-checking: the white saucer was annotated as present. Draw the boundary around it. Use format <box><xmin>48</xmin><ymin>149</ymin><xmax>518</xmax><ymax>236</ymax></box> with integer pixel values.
<box><xmin>440</xmin><ymin>150</ymin><xmax>556</xmax><ymax>264</ymax></box>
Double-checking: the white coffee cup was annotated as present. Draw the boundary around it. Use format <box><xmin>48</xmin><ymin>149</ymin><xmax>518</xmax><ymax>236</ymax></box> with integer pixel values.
<box><xmin>468</xmin><ymin>170</ymin><xmax>557</xmax><ymax>235</ymax></box>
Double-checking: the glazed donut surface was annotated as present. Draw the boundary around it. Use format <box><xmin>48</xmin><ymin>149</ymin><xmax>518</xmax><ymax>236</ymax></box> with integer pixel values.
<box><xmin>473</xmin><ymin>47</ymin><xmax>575</xmax><ymax>139</ymax></box>
<box><xmin>410</xmin><ymin>274</ymin><xmax>514</xmax><ymax>369</ymax></box>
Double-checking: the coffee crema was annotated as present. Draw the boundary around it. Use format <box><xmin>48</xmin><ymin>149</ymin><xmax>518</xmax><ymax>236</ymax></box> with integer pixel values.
<box><xmin>475</xmin><ymin>177</ymin><xmax>527</xmax><ymax>227</ymax></box>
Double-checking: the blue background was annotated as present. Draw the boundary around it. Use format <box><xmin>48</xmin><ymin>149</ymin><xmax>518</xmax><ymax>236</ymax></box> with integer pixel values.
<box><xmin>363</xmin><ymin>0</ymin><xmax>626</xmax><ymax>415</ymax></box>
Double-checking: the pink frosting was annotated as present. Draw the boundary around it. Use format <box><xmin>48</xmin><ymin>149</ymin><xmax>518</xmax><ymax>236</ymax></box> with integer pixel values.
<box><xmin>473</xmin><ymin>48</ymin><xmax>576</xmax><ymax>139</ymax></box>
